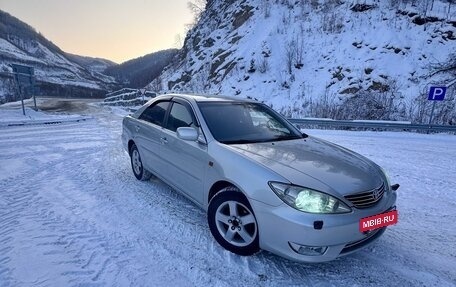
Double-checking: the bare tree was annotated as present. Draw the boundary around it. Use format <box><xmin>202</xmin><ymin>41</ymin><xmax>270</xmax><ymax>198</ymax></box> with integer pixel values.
<box><xmin>428</xmin><ymin>53</ymin><xmax>456</xmax><ymax>78</ymax></box>
<box><xmin>294</xmin><ymin>34</ymin><xmax>305</xmax><ymax>69</ymax></box>
<box><xmin>187</xmin><ymin>0</ymin><xmax>207</xmax><ymax>25</ymax></box>
<box><xmin>409</xmin><ymin>90</ymin><xmax>428</xmax><ymax>124</ymax></box>
<box><xmin>419</xmin><ymin>0</ymin><xmax>432</xmax><ymax>16</ymax></box>
<box><xmin>411</xmin><ymin>85</ymin><xmax>456</xmax><ymax>125</ymax></box>
<box><xmin>284</xmin><ymin>39</ymin><xmax>296</xmax><ymax>75</ymax></box>
<box><xmin>261</xmin><ymin>0</ymin><xmax>272</xmax><ymax>18</ymax></box>
<box><xmin>389</xmin><ymin>0</ymin><xmax>400</xmax><ymax>10</ymax></box>
<box><xmin>312</xmin><ymin>86</ymin><xmax>337</xmax><ymax>118</ymax></box>
<box><xmin>445</xmin><ymin>0</ymin><xmax>455</xmax><ymax>19</ymax></box>
<box><xmin>174</xmin><ymin>34</ymin><xmax>183</xmax><ymax>49</ymax></box>
<box><xmin>258</xmin><ymin>57</ymin><xmax>269</xmax><ymax>73</ymax></box>
<box><xmin>150</xmin><ymin>76</ymin><xmax>163</xmax><ymax>93</ymax></box>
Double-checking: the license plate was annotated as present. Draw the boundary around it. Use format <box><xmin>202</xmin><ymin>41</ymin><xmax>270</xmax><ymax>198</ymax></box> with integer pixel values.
<box><xmin>359</xmin><ymin>210</ymin><xmax>398</xmax><ymax>232</ymax></box>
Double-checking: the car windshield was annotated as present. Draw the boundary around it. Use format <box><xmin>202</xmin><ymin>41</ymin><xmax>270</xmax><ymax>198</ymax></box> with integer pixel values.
<box><xmin>198</xmin><ymin>102</ymin><xmax>303</xmax><ymax>144</ymax></box>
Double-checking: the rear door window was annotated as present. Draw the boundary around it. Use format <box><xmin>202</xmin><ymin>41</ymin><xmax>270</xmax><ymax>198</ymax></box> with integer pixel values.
<box><xmin>139</xmin><ymin>101</ymin><xmax>170</xmax><ymax>126</ymax></box>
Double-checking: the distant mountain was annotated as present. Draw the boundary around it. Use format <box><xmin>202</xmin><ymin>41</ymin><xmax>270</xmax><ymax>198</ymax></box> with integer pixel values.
<box><xmin>65</xmin><ymin>53</ymin><xmax>117</xmax><ymax>74</ymax></box>
<box><xmin>0</xmin><ymin>10</ymin><xmax>118</xmax><ymax>103</ymax></box>
<box><xmin>156</xmin><ymin>0</ymin><xmax>456</xmax><ymax>124</ymax></box>
<box><xmin>105</xmin><ymin>49</ymin><xmax>177</xmax><ymax>88</ymax></box>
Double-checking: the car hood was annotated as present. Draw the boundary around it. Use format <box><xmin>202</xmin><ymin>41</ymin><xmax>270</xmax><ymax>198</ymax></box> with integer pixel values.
<box><xmin>230</xmin><ymin>137</ymin><xmax>384</xmax><ymax>196</ymax></box>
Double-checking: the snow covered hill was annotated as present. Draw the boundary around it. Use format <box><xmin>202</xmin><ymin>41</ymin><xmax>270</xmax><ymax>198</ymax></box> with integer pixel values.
<box><xmin>155</xmin><ymin>0</ymin><xmax>456</xmax><ymax>123</ymax></box>
<box><xmin>0</xmin><ymin>10</ymin><xmax>118</xmax><ymax>103</ymax></box>
<box><xmin>105</xmin><ymin>49</ymin><xmax>178</xmax><ymax>88</ymax></box>
<box><xmin>65</xmin><ymin>53</ymin><xmax>117</xmax><ymax>74</ymax></box>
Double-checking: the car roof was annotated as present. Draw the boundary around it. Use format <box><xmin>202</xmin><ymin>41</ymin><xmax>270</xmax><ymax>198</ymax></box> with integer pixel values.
<box><xmin>164</xmin><ymin>93</ymin><xmax>258</xmax><ymax>103</ymax></box>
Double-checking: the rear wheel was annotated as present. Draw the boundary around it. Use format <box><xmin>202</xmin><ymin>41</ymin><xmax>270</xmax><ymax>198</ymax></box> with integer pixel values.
<box><xmin>130</xmin><ymin>143</ymin><xmax>151</xmax><ymax>181</ymax></box>
<box><xmin>208</xmin><ymin>189</ymin><xmax>259</xmax><ymax>256</ymax></box>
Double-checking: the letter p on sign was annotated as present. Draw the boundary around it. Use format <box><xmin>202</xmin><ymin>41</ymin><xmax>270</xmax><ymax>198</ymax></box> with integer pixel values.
<box><xmin>428</xmin><ymin>86</ymin><xmax>447</xmax><ymax>101</ymax></box>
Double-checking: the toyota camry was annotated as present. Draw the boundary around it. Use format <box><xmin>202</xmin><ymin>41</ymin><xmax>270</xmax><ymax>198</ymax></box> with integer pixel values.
<box><xmin>121</xmin><ymin>94</ymin><xmax>398</xmax><ymax>263</ymax></box>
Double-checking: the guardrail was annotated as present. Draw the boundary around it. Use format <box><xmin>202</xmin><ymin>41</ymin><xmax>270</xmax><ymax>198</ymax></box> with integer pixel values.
<box><xmin>0</xmin><ymin>116</ymin><xmax>92</xmax><ymax>127</ymax></box>
<box><xmin>288</xmin><ymin>118</ymin><xmax>456</xmax><ymax>133</ymax></box>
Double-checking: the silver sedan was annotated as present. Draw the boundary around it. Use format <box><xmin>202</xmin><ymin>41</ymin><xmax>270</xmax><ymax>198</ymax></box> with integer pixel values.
<box><xmin>121</xmin><ymin>94</ymin><xmax>398</xmax><ymax>263</ymax></box>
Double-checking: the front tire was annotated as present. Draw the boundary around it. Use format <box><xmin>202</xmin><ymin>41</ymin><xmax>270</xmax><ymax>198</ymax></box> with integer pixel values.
<box><xmin>208</xmin><ymin>189</ymin><xmax>260</xmax><ymax>256</ymax></box>
<box><xmin>130</xmin><ymin>143</ymin><xmax>151</xmax><ymax>181</ymax></box>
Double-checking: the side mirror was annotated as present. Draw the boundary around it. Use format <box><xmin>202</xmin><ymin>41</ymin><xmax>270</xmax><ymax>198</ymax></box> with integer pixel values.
<box><xmin>177</xmin><ymin>127</ymin><xmax>198</xmax><ymax>141</ymax></box>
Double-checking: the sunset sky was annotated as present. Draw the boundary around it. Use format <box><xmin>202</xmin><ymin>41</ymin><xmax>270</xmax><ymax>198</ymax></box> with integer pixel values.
<box><xmin>0</xmin><ymin>0</ymin><xmax>194</xmax><ymax>63</ymax></box>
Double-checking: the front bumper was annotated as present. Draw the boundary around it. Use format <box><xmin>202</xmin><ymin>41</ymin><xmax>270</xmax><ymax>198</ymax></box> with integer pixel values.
<box><xmin>250</xmin><ymin>190</ymin><xmax>397</xmax><ymax>263</ymax></box>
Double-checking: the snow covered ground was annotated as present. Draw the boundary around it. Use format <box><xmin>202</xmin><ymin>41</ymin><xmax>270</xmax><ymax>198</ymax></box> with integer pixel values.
<box><xmin>0</xmin><ymin>103</ymin><xmax>455</xmax><ymax>286</ymax></box>
<box><xmin>0</xmin><ymin>108</ymin><xmax>88</xmax><ymax>127</ymax></box>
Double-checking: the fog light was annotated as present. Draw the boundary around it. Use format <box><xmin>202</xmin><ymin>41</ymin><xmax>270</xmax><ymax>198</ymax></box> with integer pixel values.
<box><xmin>289</xmin><ymin>242</ymin><xmax>328</xmax><ymax>256</ymax></box>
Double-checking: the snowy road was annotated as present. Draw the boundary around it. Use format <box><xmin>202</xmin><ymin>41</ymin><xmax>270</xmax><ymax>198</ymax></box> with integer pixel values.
<box><xmin>0</xmin><ymin>105</ymin><xmax>455</xmax><ymax>286</ymax></box>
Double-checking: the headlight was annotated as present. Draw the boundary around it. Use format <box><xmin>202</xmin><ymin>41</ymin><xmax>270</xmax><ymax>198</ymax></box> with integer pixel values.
<box><xmin>380</xmin><ymin>167</ymin><xmax>391</xmax><ymax>189</ymax></box>
<box><xmin>268</xmin><ymin>182</ymin><xmax>351</xmax><ymax>214</ymax></box>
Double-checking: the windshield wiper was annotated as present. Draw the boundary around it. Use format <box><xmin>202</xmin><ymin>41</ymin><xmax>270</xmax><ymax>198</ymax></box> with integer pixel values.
<box><xmin>272</xmin><ymin>135</ymin><xmax>303</xmax><ymax>142</ymax></box>
<box><xmin>222</xmin><ymin>135</ymin><xmax>303</xmax><ymax>145</ymax></box>
<box><xmin>221</xmin><ymin>139</ymin><xmax>258</xmax><ymax>144</ymax></box>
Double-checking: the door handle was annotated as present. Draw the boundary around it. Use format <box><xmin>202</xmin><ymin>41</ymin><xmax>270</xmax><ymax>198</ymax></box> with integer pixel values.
<box><xmin>135</xmin><ymin>125</ymin><xmax>140</xmax><ymax>132</ymax></box>
<box><xmin>160</xmin><ymin>137</ymin><xmax>168</xmax><ymax>144</ymax></box>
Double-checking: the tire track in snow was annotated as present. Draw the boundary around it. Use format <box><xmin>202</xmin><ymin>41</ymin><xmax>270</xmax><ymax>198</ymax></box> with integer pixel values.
<box><xmin>0</xmin><ymin>120</ymin><xmax>133</xmax><ymax>286</ymax></box>
<box><xmin>1</xmin><ymin>108</ymin><xmax>455</xmax><ymax>286</ymax></box>
<box><xmin>0</xmin><ymin>112</ymin><xmax>206</xmax><ymax>285</ymax></box>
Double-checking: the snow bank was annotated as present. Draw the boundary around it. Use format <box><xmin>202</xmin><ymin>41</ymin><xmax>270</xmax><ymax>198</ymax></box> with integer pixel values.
<box><xmin>0</xmin><ymin>106</ymin><xmax>91</xmax><ymax>126</ymax></box>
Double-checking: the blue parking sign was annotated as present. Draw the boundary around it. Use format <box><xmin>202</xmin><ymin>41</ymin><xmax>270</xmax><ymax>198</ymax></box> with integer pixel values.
<box><xmin>428</xmin><ymin>86</ymin><xmax>446</xmax><ymax>101</ymax></box>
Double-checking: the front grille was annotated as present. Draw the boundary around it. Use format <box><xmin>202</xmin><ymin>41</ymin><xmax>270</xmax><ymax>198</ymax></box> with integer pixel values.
<box><xmin>344</xmin><ymin>183</ymin><xmax>385</xmax><ymax>208</ymax></box>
